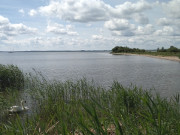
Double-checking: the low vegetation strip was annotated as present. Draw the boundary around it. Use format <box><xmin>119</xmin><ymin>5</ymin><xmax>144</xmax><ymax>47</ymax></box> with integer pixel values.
<box><xmin>0</xmin><ymin>67</ymin><xmax>180</xmax><ymax>134</ymax></box>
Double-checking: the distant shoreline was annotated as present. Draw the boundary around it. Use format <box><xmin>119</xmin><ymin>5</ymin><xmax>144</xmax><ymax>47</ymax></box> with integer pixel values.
<box><xmin>0</xmin><ymin>50</ymin><xmax>111</xmax><ymax>53</ymax></box>
<box><xmin>112</xmin><ymin>53</ymin><xmax>180</xmax><ymax>62</ymax></box>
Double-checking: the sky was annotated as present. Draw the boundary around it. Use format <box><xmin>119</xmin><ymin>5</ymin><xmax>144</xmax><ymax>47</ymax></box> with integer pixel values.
<box><xmin>0</xmin><ymin>0</ymin><xmax>180</xmax><ymax>51</ymax></box>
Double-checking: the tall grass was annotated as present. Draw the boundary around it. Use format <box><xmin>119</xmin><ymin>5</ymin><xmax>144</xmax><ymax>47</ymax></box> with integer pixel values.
<box><xmin>0</xmin><ymin>64</ymin><xmax>24</xmax><ymax>123</ymax></box>
<box><xmin>0</xmin><ymin>64</ymin><xmax>24</xmax><ymax>91</ymax></box>
<box><xmin>0</xmin><ymin>71</ymin><xmax>179</xmax><ymax>135</ymax></box>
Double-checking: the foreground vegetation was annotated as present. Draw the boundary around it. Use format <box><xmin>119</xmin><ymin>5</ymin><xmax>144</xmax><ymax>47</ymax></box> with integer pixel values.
<box><xmin>0</xmin><ymin>64</ymin><xmax>24</xmax><ymax>91</ymax></box>
<box><xmin>112</xmin><ymin>46</ymin><xmax>180</xmax><ymax>58</ymax></box>
<box><xmin>0</xmin><ymin>65</ymin><xmax>180</xmax><ymax>134</ymax></box>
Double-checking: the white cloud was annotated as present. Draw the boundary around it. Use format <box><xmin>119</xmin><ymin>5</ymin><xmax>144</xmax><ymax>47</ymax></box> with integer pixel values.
<box><xmin>154</xmin><ymin>26</ymin><xmax>174</xmax><ymax>36</ymax></box>
<box><xmin>38</xmin><ymin>0</ymin><xmax>111</xmax><ymax>22</ymax></box>
<box><xmin>162</xmin><ymin>0</ymin><xmax>180</xmax><ymax>19</ymax></box>
<box><xmin>86</xmin><ymin>24</ymin><xmax>92</xmax><ymax>27</ymax></box>
<box><xmin>111</xmin><ymin>30</ymin><xmax>134</xmax><ymax>37</ymax></box>
<box><xmin>46</xmin><ymin>22</ymin><xmax>79</xmax><ymax>36</ymax></box>
<box><xmin>92</xmin><ymin>35</ymin><xmax>103</xmax><ymax>40</ymax></box>
<box><xmin>157</xmin><ymin>18</ymin><xmax>172</xmax><ymax>26</ymax></box>
<box><xmin>104</xmin><ymin>19</ymin><xmax>135</xmax><ymax>31</ymax></box>
<box><xmin>32</xmin><ymin>0</ymin><xmax>152</xmax><ymax>23</ymax></box>
<box><xmin>0</xmin><ymin>15</ymin><xmax>37</xmax><ymax>37</ymax></box>
<box><xmin>0</xmin><ymin>15</ymin><xmax>9</xmax><ymax>25</ymax></box>
<box><xmin>1</xmin><ymin>0</ymin><xmax>180</xmax><ymax>51</ymax></box>
<box><xmin>134</xmin><ymin>14</ymin><xmax>149</xmax><ymax>24</ymax></box>
<box><xmin>0</xmin><ymin>33</ymin><xmax>7</xmax><ymax>40</ymax></box>
<box><xmin>18</xmin><ymin>9</ymin><xmax>25</xmax><ymax>14</ymax></box>
<box><xmin>161</xmin><ymin>0</ymin><xmax>180</xmax><ymax>31</ymax></box>
<box><xmin>104</xmin><ymin>19</ymin><xmax>135</xmax><ymax>36</ymax></box>
<box><xmin>111</xmin><ymin>0</ymin><xmax>152</xmax><ymax>19</ymax></box>
<box><xmin>1</xmin><ymin>36</ymin><xmax>92</xmax><ymax>51</ymax></box>
<box><xmin>28</xmin><ymin>9</ymin><xmax>37</xmax><ymax>16</ymax></box>
<box><xmin>136</xmin><ymin>24</ymin><xmax>155</xmax><ymax>35</ymax></box>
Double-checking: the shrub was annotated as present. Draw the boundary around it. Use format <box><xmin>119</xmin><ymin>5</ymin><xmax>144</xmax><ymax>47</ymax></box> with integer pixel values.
<box><xmin>0</xmin><ymin>64</ymin><xmax>24</xmax><ymax>91</ymax></box>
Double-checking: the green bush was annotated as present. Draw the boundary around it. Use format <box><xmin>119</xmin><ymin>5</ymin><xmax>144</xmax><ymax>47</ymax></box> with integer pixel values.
<box><xmin>0</xmin><ymin>64</ymin><xmax>24</xmax><ymax>91</ymax></box>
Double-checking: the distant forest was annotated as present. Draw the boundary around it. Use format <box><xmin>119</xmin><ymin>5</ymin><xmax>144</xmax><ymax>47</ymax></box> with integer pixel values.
<box><xmin>112</xmin><ymin>46</ymin><xmax>180</xmax><ymax>53</ymax></box>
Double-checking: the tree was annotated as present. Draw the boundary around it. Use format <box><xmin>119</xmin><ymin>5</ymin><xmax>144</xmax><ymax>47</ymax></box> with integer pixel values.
<box><xmin>168</xmin><ymin>46</ymin><xmax>179</xmax><ymax>52</ymax></box>
<box><xmin>157</xmin><ymin>48</ymin><xmax>160</xmax><ymax>52</ymax></box>
<box><xmin>112</xmin><ymin>46</ymin><xmax>119</xmax><ymax>53</ymax></box>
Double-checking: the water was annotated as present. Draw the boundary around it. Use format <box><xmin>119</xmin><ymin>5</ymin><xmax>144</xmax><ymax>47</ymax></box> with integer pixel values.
<box><xmin>0</xmin><ymin>51</ymin><xmax>180</xmax><ymax>97</ymax></box>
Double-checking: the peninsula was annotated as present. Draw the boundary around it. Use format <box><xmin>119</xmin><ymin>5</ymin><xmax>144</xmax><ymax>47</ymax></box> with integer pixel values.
<box><xmin>111</xmin><ymin>46</ymin><xmax>180</xmax><ymax>62</ymax></box>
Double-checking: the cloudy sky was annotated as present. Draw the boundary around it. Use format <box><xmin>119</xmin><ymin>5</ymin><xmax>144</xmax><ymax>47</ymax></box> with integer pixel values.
<box><xmin>0</xmin><ymin>0</ymin><xmax>180</xmax><ymax>51</ymax></box>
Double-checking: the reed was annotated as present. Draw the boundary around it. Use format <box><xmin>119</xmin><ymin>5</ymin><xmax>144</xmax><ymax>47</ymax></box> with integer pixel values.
<box><xmin>0</xmin><ymin>70</ymin><xmax>180</xmax><ymax>134</ymax></box>
<box><xmin>0</xmin><ymin>64</ymin><xmax>24</xmax><ymax>91</ymax></box>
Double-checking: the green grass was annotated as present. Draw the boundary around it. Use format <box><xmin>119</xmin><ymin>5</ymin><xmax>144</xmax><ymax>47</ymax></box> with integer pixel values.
<box><xmin>0</xmin><ymin>70</ymin><xmax>180</xmax><ymax>134</ymax></box>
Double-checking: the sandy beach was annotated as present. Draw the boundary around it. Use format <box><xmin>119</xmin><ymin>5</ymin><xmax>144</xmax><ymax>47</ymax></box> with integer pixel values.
<box><xmin>112</xmin><ymin>53</ymin><xmax>180</xmax><ymax>62</ymax></box>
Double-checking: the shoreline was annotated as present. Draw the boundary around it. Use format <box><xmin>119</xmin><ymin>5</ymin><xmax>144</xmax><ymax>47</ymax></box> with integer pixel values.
<box><xmin>112</xmin><ymin>53</ymin><xmax>180</xmax><ymax>62</ymax></box>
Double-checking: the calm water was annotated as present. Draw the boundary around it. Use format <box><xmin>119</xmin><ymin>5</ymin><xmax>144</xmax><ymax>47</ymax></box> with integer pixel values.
<box><xmin>0</xmin><ymin>52</ymin><xmax>180</xmax><ymax>97</ymax></box>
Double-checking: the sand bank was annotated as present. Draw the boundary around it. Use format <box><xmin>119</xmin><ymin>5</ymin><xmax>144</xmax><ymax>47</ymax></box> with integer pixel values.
<box><xmin>112</xmin><ymin>53</ymin><xmax>180</xmax><ymax>62</ymax></box>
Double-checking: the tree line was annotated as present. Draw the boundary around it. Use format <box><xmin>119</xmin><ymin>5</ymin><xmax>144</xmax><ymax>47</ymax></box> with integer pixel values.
<box><xmin>112</xmin><ymin>46</ymin><xmax>145</xmax><ymax>53</ymax></box>
<box><xmin>157</xmin><ymin>46</ymin><xmax>180</xmax><ymax>52</ymax></box>
<box><xmin>112</xmin><ymin>46</ymin><xmax>180</xmax><ymax>53</ymax></box>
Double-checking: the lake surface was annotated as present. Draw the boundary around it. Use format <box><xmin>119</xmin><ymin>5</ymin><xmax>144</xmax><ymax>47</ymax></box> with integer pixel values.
<box><xmin>0</xmin><ymin>52</ymin><xmax>180</xmax><ymax>97</ymax></box>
